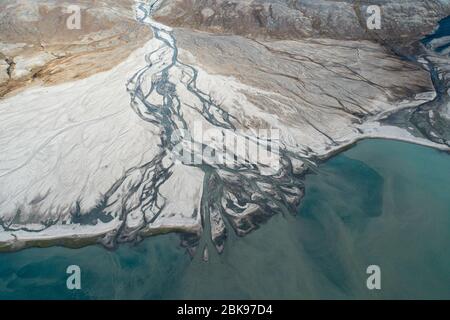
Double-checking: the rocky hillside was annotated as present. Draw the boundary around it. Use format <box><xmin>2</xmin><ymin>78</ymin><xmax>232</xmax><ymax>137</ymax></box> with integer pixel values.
<box><xmin>0</xmin><ymin>0</ymin><xmax>151</xmax><ymax>96</ymax></box>
<box><xmin>154</xmin><ymin>0</ymin><xmax>450</xmax><ymax>43</ymax></box>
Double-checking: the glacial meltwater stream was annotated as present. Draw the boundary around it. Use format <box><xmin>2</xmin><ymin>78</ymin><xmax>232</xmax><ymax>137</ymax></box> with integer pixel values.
<box><xmin>0</xmin><ymin>139</ymin><xmax>449</xmax><ymax>299</ymax></box>
<box><xmin>0</xmin><ymin>2</ymin><xmax>449</xmax><ymax>300</ymax></box>
<box><xmin>94</xmin><ymin>0</ymin><xmax>307</xmax><ymax>251</ymax></box>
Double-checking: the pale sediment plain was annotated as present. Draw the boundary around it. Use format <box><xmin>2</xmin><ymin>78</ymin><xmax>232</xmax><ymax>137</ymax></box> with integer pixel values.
<box><xmin>0</xmin><ymin>0</ymin><xmax>449</xmax><ymax>252</ymax></box>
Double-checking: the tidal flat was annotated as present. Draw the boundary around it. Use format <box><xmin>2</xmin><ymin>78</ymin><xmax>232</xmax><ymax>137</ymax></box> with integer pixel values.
<box><xmin>0</xmin><ymin>139</ymin><xmax>448</xmax><ymax>300</ymax></box>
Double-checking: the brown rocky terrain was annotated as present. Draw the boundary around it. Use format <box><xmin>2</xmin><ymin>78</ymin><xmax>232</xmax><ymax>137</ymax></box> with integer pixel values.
<box><xmin>0</xmin><ymin>0</ymin><xmax>152</xmax><ymax>97</ymax></box>
<box><xmin>154</xmin><ymin>0</ymin><xmax>450</xmax><ymax>44</ymax></box>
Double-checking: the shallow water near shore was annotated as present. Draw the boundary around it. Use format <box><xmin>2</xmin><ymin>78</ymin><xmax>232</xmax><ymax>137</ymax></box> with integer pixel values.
<box><xmin>0</xmin><ymin>139</ymin><xmax>449</xmax><ymax>299</ymax></box>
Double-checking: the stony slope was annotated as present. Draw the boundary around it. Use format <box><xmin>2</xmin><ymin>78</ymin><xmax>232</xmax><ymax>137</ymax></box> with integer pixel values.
<box><xmin>0</xmin><ymin>0</ymin><xmax>151</xmax><ymax>96</ymax></box>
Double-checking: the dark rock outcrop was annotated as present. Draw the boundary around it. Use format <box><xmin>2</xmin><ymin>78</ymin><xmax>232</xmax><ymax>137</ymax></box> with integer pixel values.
<box><xmin>154</xmin><ymin>0</ymin><xmax>450</xmax><ymax>44</ymax></box>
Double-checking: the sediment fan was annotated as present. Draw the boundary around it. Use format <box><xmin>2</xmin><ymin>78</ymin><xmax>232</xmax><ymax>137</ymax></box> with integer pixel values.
<box><xmin>0</xmin><ymin>0</ymin><xmax>449</xmax><ymax>253</ymax></box>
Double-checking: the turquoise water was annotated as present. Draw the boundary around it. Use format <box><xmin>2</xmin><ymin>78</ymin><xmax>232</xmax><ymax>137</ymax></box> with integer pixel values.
<box><xmin>422</xmin><ymin>15</ymin><xmax>450</xmax><ymax>52</ymax></box>
<box><xmin>0</xmin><ymin>139</ymin><xmax>449</xmax><ymax>299</ymax></box>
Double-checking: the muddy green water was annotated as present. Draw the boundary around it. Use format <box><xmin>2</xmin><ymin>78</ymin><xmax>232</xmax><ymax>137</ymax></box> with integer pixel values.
<box><xmin>0</xmin><ymin>139</ymin><xmax>449</xmax><ymax>299</ymax></box>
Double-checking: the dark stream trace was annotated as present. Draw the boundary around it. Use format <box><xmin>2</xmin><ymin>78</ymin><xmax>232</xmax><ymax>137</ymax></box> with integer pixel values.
<box><xmin>381</xmin><ymin>16</ymin><xmax>450</xmax><ymax>146</ymax></box>
<box><xmin>3</xmin><ymin>2</ymin><xmax>447</xmax><ymax>256</ymax></box>
<box><xmin>92</xmin><ymin>0</ymin><xmax>307</xmax><ymax>254</ymax></box>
